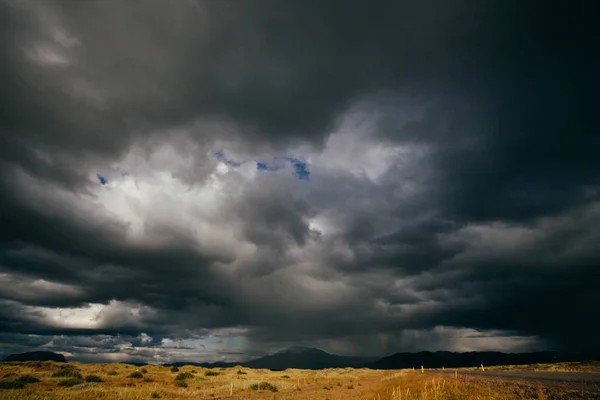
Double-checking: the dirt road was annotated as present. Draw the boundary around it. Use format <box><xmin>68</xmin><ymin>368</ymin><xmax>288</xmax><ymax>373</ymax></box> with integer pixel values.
<box><xmin>431</xmin><ymin>369</ymin><xmax>600</xmax><ymax>384</ymax></box>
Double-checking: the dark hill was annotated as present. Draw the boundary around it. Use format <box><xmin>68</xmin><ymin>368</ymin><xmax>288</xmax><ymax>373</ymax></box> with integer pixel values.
<box><xmin>166</xmin><ymin>347</ymin><xmax>375</xmax><ymax>370</ymax></box>
<box><xmin>165</xmin><ymin>361</ymin><xmax>236</xmax><ymax>368</ymax></box>
<box><xmin>3</xmin><ymin>351</ymin><xmax>67</xmax><ymax>363</ymax></box>
<box><xmin>164</xmin><ymin>348</ymin><xmax>599</xmax><ymax>371</ymax></box>
<box><xmin>243</xmin><ymin>346</ymin><xmax>375</xmax><ymax>370</ymax></box>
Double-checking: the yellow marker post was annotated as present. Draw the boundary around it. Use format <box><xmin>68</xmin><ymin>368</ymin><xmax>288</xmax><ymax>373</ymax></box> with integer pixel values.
<box><xmin>442</xmin><ymin>366</ymin><xmax>444</xmax><ymax>370</ymax></box>
<box><xmin>481</xmin><ymin>364</ymin><xmax>485</xmax><ymax>371</ymax></box>
<box><xmin>421</xmin><ymin>365</ymin><xmax>424</xmax><ymax>374</ymax></box>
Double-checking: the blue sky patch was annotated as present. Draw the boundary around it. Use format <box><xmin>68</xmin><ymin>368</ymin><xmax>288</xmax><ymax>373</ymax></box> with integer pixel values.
<box><xmin>96</xmin><ymin>174</ymin><xmax>108</xmax><ymax>185</ymax></box>
<box><xmin>215</xmin><ymin>151</ymin><xmax>309</xmax><ymax>180</ymax></box>
<box><xmin>288</xmin><ymin>159</ymin><xmax>310</xmax><ymax>180</ymax></box>
<box><xmin>214</xmin><ymin>151</ymin><xmax>242</xmax><ymax>168</ymax></box>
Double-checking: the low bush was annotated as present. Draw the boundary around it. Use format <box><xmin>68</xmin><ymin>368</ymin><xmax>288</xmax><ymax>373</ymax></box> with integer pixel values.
<box><xmin>128</xmin><ymin>371</ymin><xmax>144</xmax><ymax>379</ymax></box>
<box><xmin>52</xmin><ymin>370</ymin><xmax>82</xmax><ymax>379</ymax></box>
<box><xmin>57</xmin><ymin>378</ymin><xmax>84</xmax><ymax>387</ymax></box>
<box><xmin>170</xmin><ymin>366</ymin><xmax>179</xmax><ymax>372</ymax></box>
<box><xmin>175</xmin><ymin>381</ymin><xmax>187</xmax><ymax>388</ymax></box>
<box><xmin>151</xmin><ymin>392</ymin><xmax>161</xmax><ymax>398</ymax></box>
<box><xmin>204</xmin><ymin>370</ymin><xmax>219</xmax><ymax>376</ymax></box>
<box><xmin>249</xmin><ymin>382</ymin><xmax>278</xmax><ymax>392</ymax></box>
<box><xmin>16</xmin><ymin>375</ymin><xmax>41</xmax><ymax>384</ymax></box>
<box><xmin>85</xmin><ymin>375</ymin><xmax>103</xmax><ymax>383</ymax></box>
<box><xmin>0</xmin><ymin>381</ymin><xmax>25</xmax><ymax>389</ymax></box>
<box><xmin>107</xmin><ymin>371</ymin><xmax>118</xmax><ymax>376</ymax></box>
<box><xmin>143</xmin><ymin>377</ymin><xmax>154</xmax><ymax>382</ymax></box>
<box><xmin>175</xmin><ymin>372</ymin><xmax>194</xmax><ymax>381</ymax></box>
<box><xmin>238</xmin><ymin>370</ymin><xmax>247</xmax><ymax>375</ymax></box>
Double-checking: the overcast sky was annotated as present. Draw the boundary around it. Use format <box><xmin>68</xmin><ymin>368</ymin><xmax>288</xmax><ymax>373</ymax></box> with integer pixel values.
<box><xmin>1</xmin><ymin>0</ymin><xmax>598</xmax><ymax>364</ymax></box>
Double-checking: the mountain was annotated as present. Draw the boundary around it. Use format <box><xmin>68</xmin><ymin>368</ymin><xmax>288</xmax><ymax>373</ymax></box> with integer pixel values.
<box><xmin>124</xmin><ymin>361</ymin><xmax>149</xmax><ymax>367</ymax></box>
<box><xmin>3</xmin><ymin>351</ymin><xmax>67</xmax><ymax>363</ymax></box>
<box><xmin>166</xmin><ymin>347</ymin><xmax>375</xmax><ymax>370</ymax></box>
<box><xmin>164</xmin><ymin>348</ymin><xmax>600</xmax><ymax>371</ymax></box>
<box><xmin>367</xmin><ymin>351</ymin><xmax>598</xmax><ymax>369</ymax></box>
<box><xmin>165</xmin><ymin>361</ymin><xmax>237</xmax><ymax>368</ymax></box>
<box><xmin>243</xmin><ymin>346</ymin><xmax>375</xmax><ymax>370</ymax></box>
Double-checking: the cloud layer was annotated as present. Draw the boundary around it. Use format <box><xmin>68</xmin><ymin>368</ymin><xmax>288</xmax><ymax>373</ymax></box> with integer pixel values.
<box><xmin>0</xmin><ymin>0</ymin><xmax>598</xmax><ymax>363</ymax></box>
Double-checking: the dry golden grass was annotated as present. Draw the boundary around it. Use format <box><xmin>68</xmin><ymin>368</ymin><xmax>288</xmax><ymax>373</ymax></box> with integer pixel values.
<box><xmin>1</xmin><ymin>361</ymin><xmax>598</xmax><ymax>399</ymax></box>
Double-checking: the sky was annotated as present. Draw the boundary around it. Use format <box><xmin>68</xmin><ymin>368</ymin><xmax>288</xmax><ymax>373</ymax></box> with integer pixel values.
<box><xmin>0</xmin><ymin>0</ymin><xmax>598</xmax><ymax>364</ymax></box>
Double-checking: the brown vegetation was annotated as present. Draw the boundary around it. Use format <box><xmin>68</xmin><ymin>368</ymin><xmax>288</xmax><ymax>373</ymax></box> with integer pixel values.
<box><xmin>0</xmin><ymin>361</ymin><xmax>598</xmax><ymax>399</ymax></box>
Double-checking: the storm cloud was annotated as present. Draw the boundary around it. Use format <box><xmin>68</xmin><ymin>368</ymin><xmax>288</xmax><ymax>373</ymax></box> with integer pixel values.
<box><xmin>0</xmin><ymin>0</ymin><xmax>598</xmax><ymax>363</ymax></box>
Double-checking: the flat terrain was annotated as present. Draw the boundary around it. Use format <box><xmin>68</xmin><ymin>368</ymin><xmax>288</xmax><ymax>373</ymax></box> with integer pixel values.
<box><xmin>1</xmin><ymin>361</ymin><xmax>600</xmax><ymax>399</ymax></box>
<box><xmin>460</xmin><ymin>361</ymin><xmax>600</xmax><ymax>373</ymax></box>
<box><xmin>452</xmin><ymin>370</ymin><xmax>600</xmax><ymax>383</ymax></box>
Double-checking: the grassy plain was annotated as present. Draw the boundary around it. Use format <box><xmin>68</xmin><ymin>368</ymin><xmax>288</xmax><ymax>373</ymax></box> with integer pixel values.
<box><xmin>1</xmin><ymin>361</ymin><xmax>599</xmax><ymax>399</ymax></box>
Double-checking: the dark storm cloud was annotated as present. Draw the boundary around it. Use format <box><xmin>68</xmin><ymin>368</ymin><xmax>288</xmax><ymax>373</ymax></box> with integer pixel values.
<box><xmin>0</xmin><ymin>0</ymin><xmax>599</xmax><ymax>362</ymax></box>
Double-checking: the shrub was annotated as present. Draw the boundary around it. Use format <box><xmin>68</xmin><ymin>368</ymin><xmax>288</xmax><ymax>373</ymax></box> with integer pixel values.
<box><xmin>151</xmin><ymin>392</ymin><xmax>161</xmax><ymax>398</ymax></box>
<box><xmin>0</xmin><ymin>381</ymin><xmax>25</xmax><ymax>389</ymax></box>
<box><xmin>249</xmin><ymin>382</ymin><xmax>278</xmax><ymax>392</ymax></box>
<box><xmin>107</xmin><ymin>371</ymin><xmax>118</xmax><ymax>376</ymax></box>
<box><xmin>16</xmin><ymin>375</ymin><xmax>41</xmax><ymax>384</ymax></box>
<box><xmin>170</xmin><ymin>366</ymin><xmax>179</xmax><ymax>372</ymax></box>
<box><xmin>175</xmin><ymin>381</ymin><xmax>187</xmax><ymax>388</ymax></box>
<box><xmin>1</xmin><ymin>373</ymin><xmax>17</xmax><ymax>379</ymax></box>
<box><xmin>143</xmin><ymin>378</ymin><xmax>154</xmax><ymax>382</ymax></box>
<box><xmin>52</xmin><ymin>370</ymin><xmax>82</xmax><ymax>379</ymax></box>
<box><xmin>175</xmin><ymin>372</ymin><xmax>193</xmax><ymax>381</ymax></box>
<box><xmin>191</xmin><ymin>370</ymin><xmax>197</xmax><ymax>374</ymax></box>
<box><xmin>281</xmin><ymin>375</ymin><xmax>290</xmax><ymax>378</ymax></box>
<box><xmin>347</xmin><ymin>384</ymin><xmax>354</xmax><ymax>389</ymax></box>
<box><xmin>57</xmin><ymin>378</ymin><xmax>84</xmax><ymax>387</ymax></box>
<box><xmin>85</xmin><ymin>375</ymin><xmax>103</xmax><ymax>383</ymax></box>
<box><xmin>141</xmin><ymin>368</ymin><xmax>148</xmax><ymax>374</ymax></box>
<box><xmin>204</xmin><ymin>370</ymin><xmax>219</xmax><ymax>376</ymax></box>
<box><xmin>128</xmin><ymin>371</ymin><xmax>144</xmax><ymax>379</ymax></box>
<box><xmin>238</xmin><ymin>370</ymin><xmax>247</xmax><ymax>375</ymax></box>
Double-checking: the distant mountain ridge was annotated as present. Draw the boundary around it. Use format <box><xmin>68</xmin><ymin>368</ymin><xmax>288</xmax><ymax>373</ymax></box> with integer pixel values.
<box><xmin>3</xmin><ymin>351</ymin><xmax>67</xmax><ymax>363</ymax></box>
<box><xmin>243</xmin><ymin>346</ymin><xmax>376</xmax><ymax>370</ymax></box>
<box><xmin>164</xmin><ymin>346</ymin><xmax>376</xmax><ymax>370</ymax></box>
<box><xmin>164</xmin><ymin>347</ymin><xmax>600</xmax><ymax>371</ymax></box>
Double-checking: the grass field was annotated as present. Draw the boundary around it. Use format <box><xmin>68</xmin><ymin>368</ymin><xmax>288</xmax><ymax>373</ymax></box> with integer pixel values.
<box><xmin>1</xmin><ymin>361</ymin><xmax>599</xmax><ymax>399</ymax></box>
